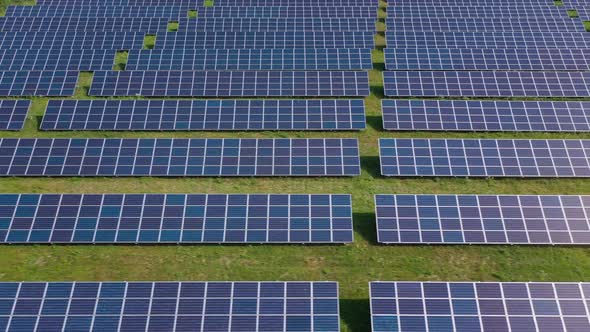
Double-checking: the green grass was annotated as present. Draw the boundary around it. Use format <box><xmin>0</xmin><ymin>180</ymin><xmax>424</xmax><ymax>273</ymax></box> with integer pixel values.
<box><xmin>188</xmin><ymin>9</ymin><xmax>198</xmax><ymax>18</ymax></box>
<box><xmin>204</xmin><ymin>0</ymin><xmax>214</xmax><ymax>7</ymax></box>
<box><xmin>143</xmin><ymin>34</ymin><xmax>156</xmax><ymax>49</ymax></box>
<box><xmin>567</xmin><ymin>10</ymin><xmax>579</xmax><ymax>18</ymax></box>
<box><xmin>113</xmin><ymin>51</ymin><xmax>129</xmax><ymax>71</ymax></box>
<box><xmin>2</xmin><ymin>1</ymin><xmax>590</xmax><ymax>331</ymax></box>
<box><xmin>167</xmin><ymin>21</ymin><xmax>179</xmax><ymax>32</ymax></box>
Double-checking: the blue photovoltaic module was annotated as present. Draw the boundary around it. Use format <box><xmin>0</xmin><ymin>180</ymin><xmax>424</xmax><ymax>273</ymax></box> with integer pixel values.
<box><xmin>0</xmin><ymin>71</ymin><xmax>78</xmax><ymax>97</ymax></box>
<box><xmin>41</xmin><ymin>99</ymin><xmax>366</xmax><ymax>131</ymax></box>
<box><xmin>386</xmin><ymin>17</ymin><xmax>585</xmax><ymax>32</ymax></box>
<box><xmin>176</xmin><ymin>18</ymin><xmax>377</xmax><ymax>32</ymax></box>
<box><xmin>0</xmin><ymin>138</ymin><xmax>361</xmax><ymax>177</ymax></box>
<box><xmin>388</xmin><ymin>5</ymin><xmax>564</xmax><ymax>17</ymax></box>
<box><xmin>0</xmin><ymin>100</ymin><xmax>29</xmax><ymax>130</ymax></box>
<box><xmin>379</xmin><ymin>138</ymin><xmax>590</xmax><ymax>177</ymax></box>
<box><xmin>0</xmin><ymin>49</ymin><xmax>116</xmax><ymax>71</ymax></box>
<box><xmin>0</xmin><ymin>31</ymin><xmax>145</xmax><ymax>50</ymax></box>
<box><xmin>381</xmin><ymin>100</ymin><xmax>590</xmax><ymax>132</ymax></box>
<box><xmin>0</xmin><ymin>281</ymin><xmax>340</xmax><ymax>331</ymax></box>
<box><xmin>0</xmin><ymin>17</ymin><xmax>168</xmax><ymax>32</ymax></box>
<box><xmin>370</xmin><ymin>282</ymin><xmax>590</xmax><ymax>332</ymax></box>
<box><xmin>375</xmin><ymin>194</ymin><xmax>590</xmax><ymax>245</ymax></box>
<box><xmin>0</xmin><ymin>194</ymin><xmax>353</xmax><ymax>243</ymax></box>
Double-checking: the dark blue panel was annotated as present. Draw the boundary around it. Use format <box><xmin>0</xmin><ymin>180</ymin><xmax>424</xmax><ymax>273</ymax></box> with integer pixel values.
<box><xmin>89</xmin><ymin>71</ymin><xmax>370</xmax><ymax>97</ymax></box>
<box><xmin>375</xmin><ymin>194</ymin><xmax>590</xmax><ymax>245</ymax></box>
<box><xmin>381</xmin><ymin>100</ymin><xmax>590</xmax><ymax>132</ymax></box>
<box><xmin>41</xmin><ymin>99</ymin><xmax>366</xmax><ymax>131</ymax></box>
<box><xmin>388</xmin><ymin>5</ymin><xmax>566</xmax><ymax>17</ymax></box>
<box><xmin>126</xmin><ymin>49</ymin><xmax>373</xmax><ymax>71</ymax></box>
<box><xmin>384</xmin><ymin>48</ymin><xmax>590</xmax><ymax>71</ymax></box>
<box><xmin>0</xmin><ymin>138</ymin><xmax>360</xmax><ymax>177</ymax></box>
<box><xmin>379</xmin><ymin>139</ymin><xmax>590</xmax><ymax>177</ymax></box>
<box><xmin>386</xmin><ymin>17</ymin><xmax>585</xmax><ymax>32</ymax></box>
<box><xmin>383</xmin><ymin>71</ymin><xmax>590</xmax><ymax>97</ymax></box>
<box><xmin>155</xmin><ymin>31</ymin><xmax>375</xmax><ymax>49</ymax></box>
<box><xmin>0</xmin><ymin>194</ymin><xmax>353</xmax><ymax>244</ymax></box>
<box><xmin>0</xmin><ymin>17</ymin><xmax>167</xmax><ymax>32</ymax></box>
<box><xmin>370</xmin><ymin>282</ymin><xmax>590</xmax><ymax>332</ymax></box>
<box><xmin>0</xmin><ymin>71</ymin><xmax>77</xmax><ymax>97</ymax></box>
<box><xmin>0</xmin><ymin>50</ymin><xmax>115</xmax><ymax>71</ymax></box>
<box><xmin>177</xmin><ymin>18</ymin><xmax>376</xmax><ymax>31</ymax></box>
<box><xmin>0</xmin><ymin>31</ymin><xmax>144</xmax><ymax>50</ymax></box>
<box><xmin>0</xmin><ymin>100</ymin><xmax>29</xmax><ymax>130</ymax></box>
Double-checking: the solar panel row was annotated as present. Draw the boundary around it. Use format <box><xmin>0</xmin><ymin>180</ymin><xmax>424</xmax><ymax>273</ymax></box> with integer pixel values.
<box><xmin>382</xmin><ymin>99</ymin><xmax>590</xmax><ymax>132</ymax></box>
<box><xmin>89</xmin><ymin>71</ymin><xmax>370</xmax><ymax>97</ymax></box>
<box><xmin>375</xmin><ymin>195</ymin><xmax>590</xmax><ymax>245</ymax></box>
<box><xmin>0</xmin><ymin>31</ymin><xmax>145</xmax><ymax>50</ymax></box>
<box><xmin>383</xmin><ymin>71</ymin><xmax>590</xmax><ymax>97</ymax></box>
<box><xmin>379</xmin><ymin>138</ymin><xmax>590</xmax><ymax>178</ymax></box>
<box><xmin>0</xmin><ymin>194</ymin><xmax>353</xmax><ymax>243</ymax></box>
<box><xmin>384</xmin><ymin>48</ymin><xmax>590</xmax><ymax>71</ymax></box>
<box><xmin>385</xmin><ymin>17</ymin><xmax>585</xmax><ymax>32</ymax></box>
<box><xmin>0</xmin><ymin>71</ymin><xmax>77</xmax><ymax>97</ymax></box>
<box><xmin>0</xmin><ymin>17</ymin><xmax>168</xmax><ymax>32</ymax></box>
<box><xmin>370</xmin><ymin>282</ymin><xmax>590</xmax><ymax>332</ymax></box>
<box><xmin>389</xmin><ymin>5</ymin><xmax>567</xmax><ymax>17</ymax></box>
<box><xmin>125</xmin><ymin>48</ymin><xmax>373</xmax><ymax>71</ymax></box>
<box><xmin>0</xmin><ymin>49</ymin><xmax>116</xmax><ymax>71</ymax></box>
<box><xmin>154</xmin><ymin>31</ymin><xmax>375</xmax><ymax>49</ymax></box>
<box><xmin>0</xmin><ymin>281</ymin><xmax>340</xmax><ymax>332</ymax></box>
<box><xmin>0</xmin><ymin>138</ymin><xmax>361</xmax><ymax>177</ymax></box>
<box><xmin>37</xmin><ymin>0</ymin><xmax>377</xmax><ymax>4</ymax></box>
<box><xmin>386</xmin><ymin>31</ymin><xmax>590</xmax><ymax>49</ymax></box>
<box><xmin>41</xmin><ymin>99</ymin><xmax>366</xmax><ymax>131</ymax></box>
<box><xmin>0</xmin><ymin>100</ymin><xmax>30</xmax><ymax>131</ymax></box>
<box><xmin>176</xmin><ymin>18</ymin><xmax>377</xmax><ymax>32</ymax></box>
<box><xmin>7</xmin><ymin>5</ymin><xmax>379</xmax><ymax>18</ymax></box>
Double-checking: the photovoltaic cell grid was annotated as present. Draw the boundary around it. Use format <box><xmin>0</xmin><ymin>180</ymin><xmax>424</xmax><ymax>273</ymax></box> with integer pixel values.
<box><xmin>212</xmin><ymin>0</ymin><xmax>379</xmax><ymax>5</ymax></box>
<box><xmin>126</xmin><ymin>49</ymin><xmax>373</xmax><ymax>71</ymax></box>
<box><xmin>89</xmin><ymin>71</ymin><xmax>370</xmax><ymax>97</ymax></box>
<box><xmin>0</xmin><ymin>71</ymin><xmax>77</xmax><ymax>97</ymax></box>
<box><xmin>7</xmin><ymin>5</ymin><xmax>378</xmax><ymax>18</ymax></box>
<box><xmin>154</xmin><ymin>31</ymin><xmax>375</xmax><ymax>49</ymax></box>
<box><xmin>383</xmin><ymin>71</ymin><xmax>590</xmax><ymax>97</ymax></box>
<box><xmin>0</xmin><ymin>31</ymin><xmax>145</xmax><ymax>50</ymax></box>
<box><xmin>0</xmin><ymin>194</ymin><xmax>353</xmax><ymax>244</ymax></box>
<box><xmin>0</xmin><ymin>281</ymin><xmax>340</xmax><ymax>332</ymax></box>
<box><xmin>0</xmin><ymin>49</ymin><xmax>116</xmax><ymax>71</ymax></box>
<box><xmin>385</xmin><ymin>17</ymin><xmax>585</xmax><ymax>32</ymax></box>
<box><xmin>386</xmin><ymin>32</ymin><xmax>590</xmax><ymax>49</ymax></box>
<box><xmin>176</xmin><ymin>18</ymin><xmax>377</xmax><ymax>32</ymax></box>
<box><xmin>6</xmin><ymin>5</ymin><xmax>194</xmax><ymax>18</ymax></box>
<box><xmin>0</xmin><ymin>100</ymin><xmax>29</xmax><ymax>131</ymax></box>
<box><xmin>381</xmin><ymin>100</ymin><xmax>590</xmax><ymax>132</ymax></box>
<box><xmin>0</xmin><ymin>17</ymin><xmax>168</xmax><ymax>32</ymax></box>
<box><xmin>375</xmin><ymin>195</ymin><xmax>590</xmax><ymax>245</ymax></box>
<box><xmin>389</xmin><ymin>5</ymin><xmax>566</xmax><ymax>17</ymax></box>
<box><xmin>384</xmin><ymin>48</ymin><xmax>590</xmax><ymax>71</ymax></box>
<box><xmin>379</xmin><ymin>138</ymin><xmax>590</xmax><ymax>178</ymax></box>
<box><xmin>0</xmin><ymin>138</ymin><xmax>361</xmax><ymax>177</ymax></box>
<box><xmin>370</xmin><ymin>282</ymin><xmax>590</xmax><ymax>332</ymax></box>
<box><xmin>41</xmin><ymin>99</ymin><xmax>366</xmax><ymax>131</ymax></box>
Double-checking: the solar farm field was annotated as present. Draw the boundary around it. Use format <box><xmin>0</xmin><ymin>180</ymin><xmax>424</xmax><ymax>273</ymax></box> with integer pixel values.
<box><xmin>1</xmin><ymin>0</ymin><xmax>590</xmax><ymax>331</ymax></box>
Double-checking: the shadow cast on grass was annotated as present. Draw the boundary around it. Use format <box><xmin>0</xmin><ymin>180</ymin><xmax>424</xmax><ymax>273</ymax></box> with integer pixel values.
<box><xmin>365</xmin><ymin>115</ymin><xmax>383</xmax><ymax>131</ymax></box>
<box><xmin>353</xmin><ymin>212</ymin><xmax>378</xmax><ymax>245</ymax></box>
<box><xmin>361</xmin><ymin>156</ymin><xmax>381</xmax><ymax>179</ymax></box>
<box><xmin>340</xmin><ymin>298</ymin><xmax>372</xmax><ymax>332</ymax></box>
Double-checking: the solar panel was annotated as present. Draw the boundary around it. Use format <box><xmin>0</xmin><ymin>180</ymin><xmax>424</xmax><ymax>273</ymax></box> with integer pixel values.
<box><xmin>0</xmin><ymin>281</ymin><xmax>340</xmax><ymax>332</ymax></box>
<box><xmin>375</xmin><ymin>194</ymin><xmax>590</xmax><ymax>245</ymax></box>
<box><xmin>0</xmin><ymin>138</ymin><xmax>361</xmax><ymax>177</ymax></box>
<box><xmin>176</xmin><ymin>18</ymin><xmax>377</xmax><ymax>32</ymax></box>
<box><xmin>389</xmin><ymin>5</ymin><xmax>567</xmax><ymax>17</ymax></box>
<box><xmin>0</xmin><ymin>71</ymin><xmax>77</xmax><ymax>97</ymax></box>
<box><xmin>0</xmin><ymin>100</ymin><xmax>29</xmax><ymax>131</ymax></box>
<box><xmin>386</xmin><ymin>32</ymin><xmax>590</xmax><ymax>48</ymax></box>
<box><xmin>0</xmin><ymin>17</ymin><xmax>168</xmax><ymax>32</ymax></box>
<box><xmin>575</xmin><ymin>8</ymin><xmax>590</xmax><ymax>20</ymax></box>
<box><xmin>370</xmin><ymin>282</ymin><xmax>590</xmax><ymax>332</ymax></box>
<box><xmin>384</xmin><ymin>48</ymin><xmax>590</xmax><ymax>71</ymax></box>
<box><xmin>213</xmin><ymin>0</ymin><xmax>378</xmax><ymax>5</ymax></box>
<box><xmin>41</xmin><ymin>99</ymin><xmax>366</xmax><ymax>131</ymax></box>
<box><xmin>383</xmin><ymin>71</ymin><xmax>590</xmax><ymax>97</ymax></box>
<box><xmin>39</xmin><ymin>0</ymin><xmax>376</xmax><ymax>4</ymax></box>
<box><xmin>0</xmin><ymin>49</ymin><xmax>116</xmax><ymax>71</ymax></box>
<box><xmin>196</xmin><ymin>6</ymin><xmax>378</xmax><ymax>17</ymax></box>
<box><xmin>126</xmin><ymin>48</ymin><xmax>373</xmax><ymax>71</ymax></box>
<box><xmin>382</xmin><ymin>100</ymin><xmax>590</xmax><ymax>132</ymax></box>
<box><xmin>392</xmin><ymin>0</ymin><xmax>568</xmax><ymax>4</ymax></box>
<box><xmin>6</xmin><ymin>5</ymin><xmax>194</xmax><ymax>18</ymax></box>
<box><xmin>154</xmin><ymin>31</ymin><xmax>375</xmax><ymax>49</ymax></box>
<box><xmin>385</xmin><ymin>17</ymin><xmax>585</xmax><ymax>32</ymax></box>
<box><xmin>89</xmin><ymin>71</ymin><xmax>370</xmax><ymax>97</ymax></box>
<box><xmin>7</xmin><ymin>5</ymin><xmax>378</xmax><ymax>18</ymax></box>
<box><xmin>0</xmin><ymin>194</ymin><xmax>353</xmax><ymax>243</ymax></box>
<box><xmin>0</xmin><ymin>31</ymin><xmax>145</xmax><ymax>50</ymax></box>
<box><xmin>379</xmin><ymin>138</ymin><xmax>590</xmax><ymax>177</ymax></box>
